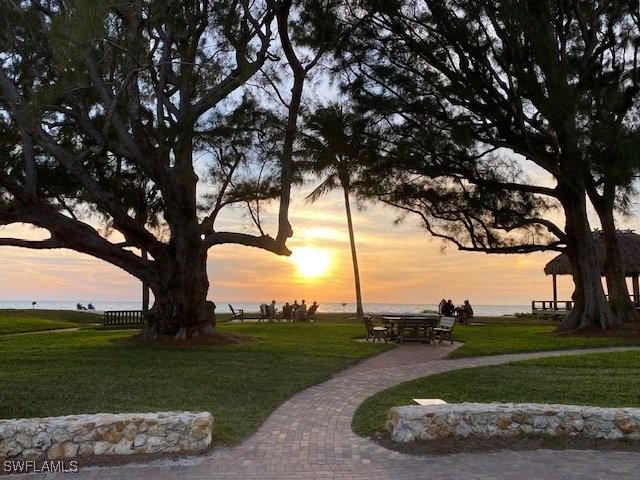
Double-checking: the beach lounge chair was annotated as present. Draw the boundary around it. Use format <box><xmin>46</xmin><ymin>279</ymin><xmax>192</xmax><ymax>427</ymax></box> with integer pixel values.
<box><xmin>432</xmin><ymin>316</ymin><xmax>455</xmax><ymax>344</ymax></box>
<box><xmin>364</xmin><ymin>316</ymin><xmax>388</xmax><ymax>343</ymax></box>
<box><xmin>229</xmin><ymin>304</ymin><xmax>244</xmax><ymax>322</ymax></box>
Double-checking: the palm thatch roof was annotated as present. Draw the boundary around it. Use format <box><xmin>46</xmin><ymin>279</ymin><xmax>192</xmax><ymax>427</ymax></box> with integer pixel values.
<box><xmin>544</xmin><ymin>230</ymin><xmax>640</xmax><ymax>276</ymax></box>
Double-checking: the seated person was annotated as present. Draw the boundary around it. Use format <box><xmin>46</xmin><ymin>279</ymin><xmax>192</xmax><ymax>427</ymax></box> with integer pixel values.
<box><xmin>443</xmin><ymin>299</ymin><xmax>455</xmax><ymax>316</ymax></box>
<box><xmin>269</xmin><ymin>300</ymin><xmax>277</xmax><ymax>321</ymax></box>
<box><xmin>455</xmin><ymin>300</ymin><xmax>474</xmax><ymax>324</ymax></box>
<box><xmin>281</xmin><ymin>302</ymin><xmax>292</xmax><ymax>321</ymax></box>
<box><xmin>295</xmin><ymin>299</ymin><xmax>308</xmax><ymax>320</ymax></box>
<box><xmin>307</xmin><ymin>301</ymin><xmax>319</xmax><ymax>319</ymax></box>
<box><xmin>438</xmin><ymin>298</ymin><xmax>447</xmax><ymax>315</ymax></box>
<box><xmin>463</xmin><ymin>299</ymin><xmax>473</xmax><ymax>317</ymax></box>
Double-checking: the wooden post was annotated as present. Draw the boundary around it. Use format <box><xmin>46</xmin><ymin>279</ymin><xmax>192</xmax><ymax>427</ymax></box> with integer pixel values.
<box><xmin>633</xmin><ymin>274</ymin><xmax>640</xmax><ymax>306</ymax></box>
<box><xmin>142</xmin><ymin>249</ymin><xmax>150</xmax><ymax>314</ymax></box>
<box><xmin>552</xmin><ymin>274</ymin><xmax>558</xmax><ymax>310</ymax></box>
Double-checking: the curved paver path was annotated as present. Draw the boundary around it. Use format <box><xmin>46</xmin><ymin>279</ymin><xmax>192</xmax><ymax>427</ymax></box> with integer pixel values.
<box><xmin>8</xmin><ymin>344</ymin><xmax>640</xmax><ymax>479</ymax></box>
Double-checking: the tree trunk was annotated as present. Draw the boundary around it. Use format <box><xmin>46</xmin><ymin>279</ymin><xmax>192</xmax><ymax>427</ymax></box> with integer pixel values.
<box><xmin>142</xmin><ymin>247</ymin><xmax>214</xmax><ymax>338</ymax></box>
<box><xmin>558</xmin><ymin>190</ymin><xmax>618</xmax><ymax>331</ymax></box>
<box><xmin>342</xmin><ymin>180</ymin><xmax>364</xmax><ymax>318</ymax></box>
<box><xmin>140</xmin><ymin>130</ymin><xmax>216</xmax><ymax>339</ymax></box>
<box><xmin>590</xmin><ymin>184</ymin><xmax>637</xmax><ymax>323</ymax></box>
<box><xmin>141</xmin><ymin>248</ymin><xmax>150</xmax><ymax>314</ymax></box>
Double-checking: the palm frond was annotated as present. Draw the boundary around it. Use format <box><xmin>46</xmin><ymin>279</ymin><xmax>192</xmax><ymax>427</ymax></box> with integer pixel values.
<box><xmin>305</xmin><ymin>173</ymin><xmax>340</xmax><ymax>204</ymax></box>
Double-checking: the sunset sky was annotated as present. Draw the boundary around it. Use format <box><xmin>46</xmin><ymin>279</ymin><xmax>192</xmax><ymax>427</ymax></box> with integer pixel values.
<box><xmin>3</xmin><ymin>177</ymin><xmax>640</xmax><ymax>307</ymax></box>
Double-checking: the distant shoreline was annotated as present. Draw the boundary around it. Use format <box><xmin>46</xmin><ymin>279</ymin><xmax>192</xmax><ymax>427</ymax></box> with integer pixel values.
<box><xmin>0</xmin><ymin>301</ymin><xmax>530</xmax><ymax>317</ymax></box>
<box><xmin>0</xmin><ymin>308</ymin><xmax>517</xmax><ymax>318</ymax></box>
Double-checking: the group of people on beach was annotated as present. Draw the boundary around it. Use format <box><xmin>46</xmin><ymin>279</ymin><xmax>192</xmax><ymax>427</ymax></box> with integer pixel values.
<box><xmin>438</xmin><ymin>298</ymin><xmax>473</xmax><ymax>321</ymax></box>
<box><xmin>263</xmin><ymin>299</ymin><xmax>319</xmax><ymax>321</ymax></box>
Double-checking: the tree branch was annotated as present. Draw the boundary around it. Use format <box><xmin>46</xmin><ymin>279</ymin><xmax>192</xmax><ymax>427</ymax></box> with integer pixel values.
<box><xmin>204</xmin><ymin>231</ymin><xmax>291</xmax><ymax>255</ymax></box>
<box><xmin>0</xmin><ymin>237</ymin><xmax>62</xmax><ymax>249</ymax></box>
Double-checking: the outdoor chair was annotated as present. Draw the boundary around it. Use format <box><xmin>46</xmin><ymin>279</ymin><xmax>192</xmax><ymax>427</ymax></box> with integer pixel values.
<box><xmin>307</xmin><ymin>304</ymin><xmax>319</xmax><ymax>321</ymax></box>
<box><xmin>382</xmin><ymin>317</ymin><xmax>399</xmax><ymax>341</ymax></box>
<box><xmin>229</xmin><ymin>304</ymin><xmax>244</xmax><ymax>322</ymax></box>
<box><xmin>364</xmin><ymin>316</ymin><xmax>388</xmax><ymax>343</ymax></box>
<box><xmin>259</xmin><ymin>304</ymin><xmax>270</xmax><ymax>321</ymax></box>
<box><xmin>456</xmin><ymin>311</ymin><xmax>469</xmax><ymax>324</ymax></box>
<box><xmin>280</xmin><ymin>305</ymin><xmax>293</xmax><ymax>322</ymax></box>
<box><xmin>432</xmin><ymin>316</ymin><xmax>455</xmax><ymax>344</ymax></box>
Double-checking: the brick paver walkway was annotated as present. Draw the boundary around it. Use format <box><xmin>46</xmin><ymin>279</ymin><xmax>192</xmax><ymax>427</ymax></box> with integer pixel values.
<box><xmin>8</xmin><ymin>344</ymin><xmax>640</xmax><ymax>479</ymax></box>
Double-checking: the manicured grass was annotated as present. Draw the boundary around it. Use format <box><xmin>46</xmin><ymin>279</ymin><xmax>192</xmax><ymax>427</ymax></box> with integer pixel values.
<box><xmin>307</xmin><ymin>312</ymin><xmax>362</xmax><ymax>323</ymax></box>
<box><xmin>353</xmin><ymin>350</ymin><xmax>640</xmax><ymax>437</ymax></box>
<box><xmin>217</xmin><ymin>312</ymin><xmax>362</xmax><ymax>324</ymax></box>
<box><xmin>3</xmin><ymin>308</ymin><xmax>639</xmax><ymax>445</ymax></box>
<box><xmin>0</xmin><ymin>322</ymin><xmax>390</xmax><ymax>445</ymax></box>
<box><xmin>0</xmin><ymin>309</ymin><xmax>99</xmax><ymax>335</ymax></box>
<box><xmin>471</xmin><ymin>315</ymin><xmax>558</xmax><ymax>325</ymax></box>
<box><xmin>450</xmin><ymin>324</ymin><xmax>640</xmax><ymax>358</ymax></box>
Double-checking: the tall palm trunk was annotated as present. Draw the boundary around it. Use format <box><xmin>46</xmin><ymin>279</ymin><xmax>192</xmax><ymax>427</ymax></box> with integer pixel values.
<box><xmin>341</xmin><ymin>179</ymin><xmax>364</xmax><ymax>318</ymax></box>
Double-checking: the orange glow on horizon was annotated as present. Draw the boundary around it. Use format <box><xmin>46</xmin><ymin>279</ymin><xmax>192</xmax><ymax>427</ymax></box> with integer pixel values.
<box><xmin>2</xmin><ymin>186</ymin><xmax>639</xmax><ymax>305</ymax></box>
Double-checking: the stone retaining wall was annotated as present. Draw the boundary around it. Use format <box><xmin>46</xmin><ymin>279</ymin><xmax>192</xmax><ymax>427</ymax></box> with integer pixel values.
<box><xmin>0</xmin><ymin>411</ymin><xmax>212</xmax><ymax>460</ymax></box>
<box><xmin>387</xmin><ymin>403</ymin><xmax>640</xmax><ymax>443</ymax></box>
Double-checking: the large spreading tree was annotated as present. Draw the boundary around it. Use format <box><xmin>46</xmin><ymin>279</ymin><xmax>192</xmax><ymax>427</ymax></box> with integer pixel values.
<box><xmin>0</xmin><ymin>0</ymin><xmax>335</xmax><ymax>337</ymax></box>
<box><xmin>337</xmin><ymin>0</ymin><xmax>640</xmax><ymax>330</ymax></box>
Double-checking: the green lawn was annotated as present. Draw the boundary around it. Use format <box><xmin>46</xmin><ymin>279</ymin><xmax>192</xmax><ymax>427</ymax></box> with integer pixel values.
<box><xmin>353</xmin><ymin>350</ymin><xmax>640</xmax><ymax>437</ymax></box>
<box><xmin>3</xmin><ymin>309</ymin><xmax>640</xmax><ymax>446</ymax></box>
<box><xmin>470</xmin><ymin>315</ymin><xmax>557</xmax><ymax>325</ymax></box>
<box><xmin>0</xmin><ymin>322</ymin><xmax>390</xmax><ymax>445</ymax></box>
<box><xmin>450</xmin><ymin>324</ymin><xmax>640</xmax><ymax>358</ymax></box>
<box><xmin>216</xmin><ymin>312</ymin><xmax>362</xmax><ymax>324</ymax></box>
<box><xmin>0</xmin><ymin>309</ymin><xmax>99</xmax><ymax>335</ymax></box>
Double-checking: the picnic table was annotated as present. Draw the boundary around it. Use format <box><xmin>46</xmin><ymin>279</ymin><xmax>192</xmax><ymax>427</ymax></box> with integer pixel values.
<box><xmin>382</xmin><ymin>315</ymin><xmax>440</xmax><ymax>343</ymax></box>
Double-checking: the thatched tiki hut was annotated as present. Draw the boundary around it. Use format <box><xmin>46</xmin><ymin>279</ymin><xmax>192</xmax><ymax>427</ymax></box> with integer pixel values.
<box><xmin>543</xmin><ymin>230</ymin><xmax>640</xmax><ymax>310</ymax></box>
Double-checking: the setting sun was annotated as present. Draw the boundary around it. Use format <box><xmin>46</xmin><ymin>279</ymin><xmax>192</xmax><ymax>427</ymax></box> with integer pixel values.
<box><xmin>291</xmin><ymin>247</ymin><xmax>332</xmax><ymax>279</ymax></box>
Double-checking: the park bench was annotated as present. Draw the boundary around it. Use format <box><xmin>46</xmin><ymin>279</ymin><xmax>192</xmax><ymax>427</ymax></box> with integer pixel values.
<box><xmin>103</xmin><ymin>310</ymin><xmax>145</xmax><ymax>328</ymax></box>
<box><xmin>432</xmin><ymin>316</ymin><xmax>455</xmax><ymax>344</ymax></box>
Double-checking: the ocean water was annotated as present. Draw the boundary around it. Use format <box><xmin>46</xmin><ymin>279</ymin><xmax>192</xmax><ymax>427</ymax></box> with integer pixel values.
<box><xmin>0</xmin><ymin>300</ymin><xmax>530</xmax><ymax>317</ymax></box>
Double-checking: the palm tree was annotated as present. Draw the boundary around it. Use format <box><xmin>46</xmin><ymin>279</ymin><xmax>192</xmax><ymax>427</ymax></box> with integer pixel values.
<box><xmin>299</xmin><ymin>104</ymin><xmax>376</xmax><ymax>319</ymax></box>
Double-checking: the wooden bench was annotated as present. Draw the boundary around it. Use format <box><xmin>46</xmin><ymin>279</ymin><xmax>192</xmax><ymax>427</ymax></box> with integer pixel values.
<box><xmin>103</xmin><ymin>310</ymin><xmax>145</xmax><ymax>328</ymax></box>
<box><xmin>397</xmin><ymin>317</ymin><xmax>436</xmax><ymax>343</ymax></box>
<box><xmin>531</xmin><ymin>300</ymin><xmax>572</xmax><ymax>319</ymax></box>
<box><xmin>432</xmin><ymin>316</ymin><xmax>455</xmax><ymax>344</ymax></box>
